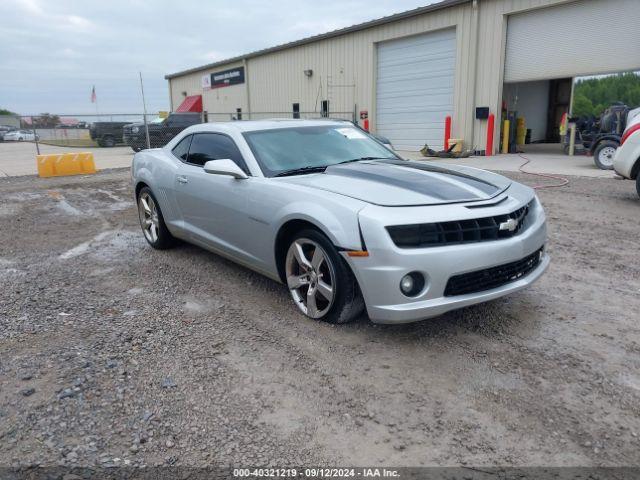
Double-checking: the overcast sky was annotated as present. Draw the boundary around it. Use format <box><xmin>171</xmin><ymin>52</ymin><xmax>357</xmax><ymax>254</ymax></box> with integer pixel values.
<box><xmin>0</xmin><ymin>0</ymin><xmax>436</xmax><ymax>116</ymax></box>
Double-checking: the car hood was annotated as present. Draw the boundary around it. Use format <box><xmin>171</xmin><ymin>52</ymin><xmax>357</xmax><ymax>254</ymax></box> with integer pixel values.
<box><xmin>277</xmin><ymin>159</ymin><xmax>511</xmax><ymax>206</ymax></box>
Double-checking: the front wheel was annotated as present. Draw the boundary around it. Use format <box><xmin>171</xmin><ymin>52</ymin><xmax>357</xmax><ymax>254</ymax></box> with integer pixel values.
<box><xmin>636</xmin><ymin>175</ymin><xmax>640</xmax><ymax>199</ymax></box>
<box><xmin>137</xmin><ymin>187</ymin><xmax>175</xmax><ymax>249</ymax></box>
<box><xmin>593</xmin><ymin>141</ymin><xmax>617</xmax><ymax>170</ymax></box>
<box><xmin>131</xmin><ymin>144</ymin><xmax>143</xmax><ymax>152</ymax></box>
<box><xmin>102</xmin><ymin>136</ymin><xmax>116</xmax><ymax>148</ymax></box>
<box><xmin>285</xmin><ymin>229</ymin><xmax>364</xmax><ymax>323</ymax></box>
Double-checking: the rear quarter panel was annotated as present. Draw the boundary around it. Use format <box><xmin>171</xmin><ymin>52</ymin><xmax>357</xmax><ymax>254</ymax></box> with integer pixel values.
<box><xmin>132</xmin><ymin>148</ymin><xmax>183</xmax><ymax>232</ymax></box>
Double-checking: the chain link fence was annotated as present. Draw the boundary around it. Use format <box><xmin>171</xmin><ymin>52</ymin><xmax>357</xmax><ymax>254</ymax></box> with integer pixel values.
<box><xmin>0</xmin><ymin>111</ymin><xmax>355</xmax><ymax>150</ymax></box>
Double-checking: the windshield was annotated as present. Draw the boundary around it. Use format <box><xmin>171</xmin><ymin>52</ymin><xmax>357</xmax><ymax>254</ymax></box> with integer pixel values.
<box><xmin>243</xmin><ymin>125</ymin><xmax>398</xmax><ymax>177</ymax></box>
<box><xmin>150</xmin><ymin>117</ymin><xmax>165</xmax><ymax>124</ymax></box>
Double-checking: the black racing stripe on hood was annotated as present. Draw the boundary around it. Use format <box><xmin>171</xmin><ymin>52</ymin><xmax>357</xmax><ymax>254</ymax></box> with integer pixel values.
<box><xmin>377</xmin><ymin>159</ymin><xmax>500</xmax><ymax>194</ymax></box>
<box><xmin>325</xmin><ymin>160</ymin><xmax>500</xmax><ymax>201</ymax></box>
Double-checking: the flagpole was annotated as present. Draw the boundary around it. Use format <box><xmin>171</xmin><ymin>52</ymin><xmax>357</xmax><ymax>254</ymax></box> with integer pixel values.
<box><xmin>92</xmin><ymin>85</ymin><xmax>99</xmax><ymax>121</ymax></box>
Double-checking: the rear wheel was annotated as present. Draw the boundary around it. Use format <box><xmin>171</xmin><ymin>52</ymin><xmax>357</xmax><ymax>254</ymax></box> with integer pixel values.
<box><xmin>137</xmin><ymin>187</ymin><xmax>175</xmax><ymax>249</ymax></box>
<box><xmin>285</xmin><ymin>229</ymin><xmax>364</xmax><ymax>323</ymax></box>
<box><xmin>636</xmin><ymin>174</ymin><xmax>640</xmax><ymax>198</ymax></box>
<box><xmin>102</xmin><ymin>135</ymin><xmax>116</xmax><ymax>147</ymax></box>
<box><xmin>593</xmin><ymin>141</ymin><xmax>617</xmax><ymax>170</ymax></box>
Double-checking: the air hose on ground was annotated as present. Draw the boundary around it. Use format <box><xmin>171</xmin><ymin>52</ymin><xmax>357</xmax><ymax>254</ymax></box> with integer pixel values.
<box><xmin>517</xmin><ymin>153</ymin><xmax>569</xmax><ymax>190</ymax></box>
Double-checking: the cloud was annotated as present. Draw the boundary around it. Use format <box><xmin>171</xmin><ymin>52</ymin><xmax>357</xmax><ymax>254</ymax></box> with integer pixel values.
<box><xmin>0</xmin><ymin>0</ymin><xmax>436</xmax><ymax>114</ymax></box>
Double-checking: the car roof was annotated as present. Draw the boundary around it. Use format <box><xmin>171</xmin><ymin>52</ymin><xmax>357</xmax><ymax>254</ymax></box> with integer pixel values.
<box><xmin>193</xmin><ymin>119</ymin><xmax>349</xmax><ymax>133</ymax></box>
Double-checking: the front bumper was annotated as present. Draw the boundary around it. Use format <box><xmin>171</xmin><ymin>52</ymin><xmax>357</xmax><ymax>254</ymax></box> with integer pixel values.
<box><xmin>345</xmin><ymin>191</ymin><xmax>548</xmax><ymax>324</ymax></box>
<box><xmin>123</xmin><ymin>132</ymin><xmax>144</xmax><ymax>146</ymax></box>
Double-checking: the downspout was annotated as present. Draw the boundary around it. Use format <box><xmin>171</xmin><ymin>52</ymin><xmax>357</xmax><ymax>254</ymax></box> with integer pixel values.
<box><xmin>168</xmin><ymin>78</ymin><xmax>174</xmax><ymax>112</ymax></box>
<box><xmin>468</xmin><ymin>0</ymin><xmax>480</xmax><ymax>147</ymax></box>
<box><xmin>243</xmin><ymin>58</ymin><xmax>251</xmax><ymax>118</ymax></box>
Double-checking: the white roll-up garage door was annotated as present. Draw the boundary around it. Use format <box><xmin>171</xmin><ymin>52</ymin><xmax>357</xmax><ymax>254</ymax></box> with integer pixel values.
<box><xmin>505</xmin><ymin>0</ymin><xmax>640</xmax><ymax>83</ymax></box>
<box><xmin>376</xmin><ymin>28</ymin><xmax>455</xmax><ymax>151</ymax></box>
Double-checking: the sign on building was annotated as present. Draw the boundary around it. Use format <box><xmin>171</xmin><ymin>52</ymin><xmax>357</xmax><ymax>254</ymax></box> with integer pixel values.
<box><xmin>210</xmin><ymin>67</ymin><xmax>245</xmax><ymax>89</ymax></box>
<box><xmin>201</xmin><ymin>74</ymin><xmax>211</xmax><ymax>90</ymax></box>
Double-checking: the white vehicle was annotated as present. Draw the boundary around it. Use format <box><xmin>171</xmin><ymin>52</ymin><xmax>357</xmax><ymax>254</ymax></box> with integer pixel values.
<box><xmin>613</xmin><ymin>107</ymin><xmax>640</xmax><ymax>198</ymax></box>
<box><xmin>3</xmin><ymin>130</ymin><xmax>38</xmax><ymax>142</ymax></box>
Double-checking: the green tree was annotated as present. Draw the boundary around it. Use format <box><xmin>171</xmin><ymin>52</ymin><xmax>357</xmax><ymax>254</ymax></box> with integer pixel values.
<box><xmin>0</xmin><ymin>108</ymin><xmax>16</xmax><ymax>115</ymax></box>
<box><xmin>573</xmin><ymin>72</ymin><xmax>640</xmax><ymax>117</ymax></box>
<box><xmin>572</xmin><ymin>93</ymin><xmax>593</xmax><ymax>117</ymax></box>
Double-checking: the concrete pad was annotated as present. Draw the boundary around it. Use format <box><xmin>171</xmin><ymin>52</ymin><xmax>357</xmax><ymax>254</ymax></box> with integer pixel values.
<box><xmin>399</xmin><ymin>150</ymin><xmax>618</xmax><ymax>179</ymax></box>
<box><xmin>0</xmin><ymin>141</ymin><xmax>133</xmax><ymax>177</ymax></box>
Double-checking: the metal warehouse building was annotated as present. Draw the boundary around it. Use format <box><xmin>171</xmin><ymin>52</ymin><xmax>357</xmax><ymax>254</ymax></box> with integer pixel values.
<box><xmin>166</xmin><ymin>0</ymin><xmax>640</xmax><ymax>153</ymax></box>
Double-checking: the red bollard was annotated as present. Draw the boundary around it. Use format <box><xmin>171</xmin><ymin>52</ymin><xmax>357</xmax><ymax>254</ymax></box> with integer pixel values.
<box><xmin>444</xmin><ymin>116</ymin><xmax>451</xmax><ymax>150</ymax></box>
<box><xmin>363</xmin><ymin>118</ymin><xmax>370</xmax><ymax>132</ymax></box>
<box><xmin>486</xmin><ymin>113</ymin><xmax>495</xmax><ymax>156</ymax></box>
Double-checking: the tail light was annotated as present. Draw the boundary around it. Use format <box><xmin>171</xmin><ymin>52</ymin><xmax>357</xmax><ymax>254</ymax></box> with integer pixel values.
<box><xmin>621</xmin><ymin>123</ymin><xmax>640</xmax><ymax>146</ymax></box>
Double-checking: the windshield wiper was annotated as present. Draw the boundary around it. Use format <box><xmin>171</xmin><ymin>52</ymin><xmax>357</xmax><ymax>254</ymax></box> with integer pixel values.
<box><xmin>335</xmin><ymin>156</ymin><xmax>396</xmax><ymax>165</ymax></box>
<box><xmin>274</xmin><ymin>165</ymin><xmax>328</xmax><ymax>177</ymax></box>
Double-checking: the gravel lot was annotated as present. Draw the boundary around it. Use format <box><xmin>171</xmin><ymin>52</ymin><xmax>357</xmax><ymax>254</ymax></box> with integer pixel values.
<box><xmin>1</xmin><ymin>168</ymin><xmax>639</xmax><ymax>469</ymax></box>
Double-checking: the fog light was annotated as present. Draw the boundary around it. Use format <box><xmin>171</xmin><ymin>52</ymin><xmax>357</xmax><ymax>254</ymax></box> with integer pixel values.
<box><xmin>399</xmin><ymin>272</ymin><xmax>425</xmax><ymax>297</ymax></box>
<box><xmin>400</xmin><ymin>275</ymin><xmax>414</xmax><ymax>293</ymax></box>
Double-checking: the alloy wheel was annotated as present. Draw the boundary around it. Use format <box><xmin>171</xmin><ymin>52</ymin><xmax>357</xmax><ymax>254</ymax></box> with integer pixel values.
<box><xmin>285</xmin><ymin>238</ymin><xmax>336</xmax><ymax>319</ymax></box>
<box><xmin>138</xmin><ymin>192</ymin><xmax>159</xmax><ymax>243</ymax></box>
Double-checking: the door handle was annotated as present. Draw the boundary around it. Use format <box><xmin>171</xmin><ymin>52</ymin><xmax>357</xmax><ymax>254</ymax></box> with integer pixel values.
<box><xmin>176</xmin><ymin>176</ymin><xmax>188</xmax><ymax>184</ymax></box>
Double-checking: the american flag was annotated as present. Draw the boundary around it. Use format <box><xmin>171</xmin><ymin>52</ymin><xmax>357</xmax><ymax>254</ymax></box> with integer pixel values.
<box><xmin>91</xmin><ymin>86</ymin><xmax>96</xmax><ymax>103</ymax></box>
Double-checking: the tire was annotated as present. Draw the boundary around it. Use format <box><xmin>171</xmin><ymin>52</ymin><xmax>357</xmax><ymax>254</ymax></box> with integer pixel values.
<box><xmin>102</xmin><ymin>136</ymin><xmax>116</xmax><ymax>148</ymax></box>
<box><xmin>18</xmin><ymin>137</ymin><xmax>23</xmax><ymax>141</ymax></box>
<box><xmin>636</xmin><ymin>174</ymin><xmax>640</xmax><ymax>199</ymax></box>
<box><xmin>131</xmin><ymin>144</ymin><xmax>142</xmax><ymax>152</ymax></box>
<box><xmin>593</xmin><ymin>141</ymin><xmax>617</xmax><ymax>170</ymax></box>
<box><xmin>137</xmin><ymin>187</ymin><xmax>175</xmax><ymax>249</ymax></box>
<box><xmin>284</xmin><ymin>228</ymin><xmax>364</xmax><ymax>323</ymax></box>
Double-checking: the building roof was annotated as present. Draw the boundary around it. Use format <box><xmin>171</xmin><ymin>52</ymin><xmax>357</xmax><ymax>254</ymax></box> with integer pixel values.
<box><xmin>165</xmin><ymin>0</ymin><xmax>469</xmax><ymax>79</ymax></box>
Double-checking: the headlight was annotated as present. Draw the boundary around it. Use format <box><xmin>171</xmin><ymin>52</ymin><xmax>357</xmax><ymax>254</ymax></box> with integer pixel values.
<box><xmin>132</xmin><ymin>126</ymin><xmax>139</xmax><ymax>133</ymax></box>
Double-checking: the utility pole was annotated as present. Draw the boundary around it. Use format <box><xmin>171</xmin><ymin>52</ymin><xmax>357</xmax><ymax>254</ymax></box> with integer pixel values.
<box><xmin>139</xmin><ymin>72</ymin><xmax>151</xmax><ymax>149</ymax></box>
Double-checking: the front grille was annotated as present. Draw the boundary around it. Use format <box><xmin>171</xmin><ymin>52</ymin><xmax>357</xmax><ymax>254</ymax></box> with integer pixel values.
<box><xmin>386</xmin><ymin>202</ymin><xmax>531</xmax><ymax>249</ymax></box>
<box><xmin>444</xmin><ymin>247</ymin><xmax>543</xmax><ymax>297</ymax></box>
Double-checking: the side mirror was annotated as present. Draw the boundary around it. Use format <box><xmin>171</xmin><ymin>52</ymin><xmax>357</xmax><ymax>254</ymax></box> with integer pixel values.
<box><xmin>203</xmin><ymin>159</ymin><xmax>248</xmax><ymax>179</ymax></box>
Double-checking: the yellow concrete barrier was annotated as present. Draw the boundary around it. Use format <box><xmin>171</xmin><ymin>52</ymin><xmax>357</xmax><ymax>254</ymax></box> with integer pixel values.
<box><xmin>37</xmin><ymin>152</ymin><xmax>97</xmax><ymax>178</ymax></box>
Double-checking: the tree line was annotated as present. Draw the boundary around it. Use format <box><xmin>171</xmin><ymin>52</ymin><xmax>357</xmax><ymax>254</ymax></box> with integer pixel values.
<box><xmin>573</xmin><ymin>72</ymin><xmax>640</xmax><ymax>118</ymax></box>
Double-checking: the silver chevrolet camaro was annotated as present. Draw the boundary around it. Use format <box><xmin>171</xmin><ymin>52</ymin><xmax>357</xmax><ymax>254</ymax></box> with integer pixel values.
<box><xmin>131</xmin><ymin>119</ymin><xmax>549</xmax><ymax>324</ymax></box>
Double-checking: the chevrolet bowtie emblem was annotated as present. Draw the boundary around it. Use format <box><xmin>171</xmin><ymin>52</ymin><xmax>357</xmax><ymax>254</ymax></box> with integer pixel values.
<box><xmin>499</xmin><ymin>218</ymin><xmax>519</xmax><ymax>232</ymax></box>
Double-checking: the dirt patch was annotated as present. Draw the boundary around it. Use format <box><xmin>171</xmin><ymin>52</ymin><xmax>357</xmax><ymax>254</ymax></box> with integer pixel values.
<box><xmin>1</xmin><ymin>169</ymin><xmax>639</xmax><ymax>468</ymax></box>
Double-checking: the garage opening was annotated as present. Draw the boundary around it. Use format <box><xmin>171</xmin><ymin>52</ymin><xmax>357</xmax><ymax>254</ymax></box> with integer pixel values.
<box><xmin>500</xmin><ymin>0</ymin><xmax>640</xmax><ymax>161</ymax></box>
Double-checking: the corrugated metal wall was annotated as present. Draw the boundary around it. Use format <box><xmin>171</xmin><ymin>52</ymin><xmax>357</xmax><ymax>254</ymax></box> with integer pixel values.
<box><xmin>168</xmin><ymin>0</ymin><xmax>590</xmax><ymax>151</ymax></box>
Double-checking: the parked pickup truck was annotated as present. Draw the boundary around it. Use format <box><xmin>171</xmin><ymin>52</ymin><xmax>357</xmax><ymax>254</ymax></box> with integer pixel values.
<box><xmin>89</xmin><ymin>122</ymin><xmax>130</xmax><ymax>147</ymax></box>
<box><xmin>123</xmin><ymin>112</ymin><xmax>202</xmax><ymax>152</ymax></box>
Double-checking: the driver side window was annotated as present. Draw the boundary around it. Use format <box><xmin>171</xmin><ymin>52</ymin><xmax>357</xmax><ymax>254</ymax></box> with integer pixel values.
<box><xmin>185</xmin><ymin>133</ymin><xmax>249</xmax><ymax>173</ymax></box>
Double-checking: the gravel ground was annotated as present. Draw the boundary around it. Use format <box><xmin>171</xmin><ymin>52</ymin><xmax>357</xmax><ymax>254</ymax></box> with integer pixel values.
<box><xmin>1</xmin><ymin>169</ymin><xmax>639</xmax><ymax>469</ymax></box>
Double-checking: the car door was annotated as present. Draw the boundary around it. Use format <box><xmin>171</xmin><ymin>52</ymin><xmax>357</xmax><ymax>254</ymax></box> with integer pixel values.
<box><xmin>173</xmin><ymin>132</ymin><xmax>264</xmax><ymax>265</ymax></box>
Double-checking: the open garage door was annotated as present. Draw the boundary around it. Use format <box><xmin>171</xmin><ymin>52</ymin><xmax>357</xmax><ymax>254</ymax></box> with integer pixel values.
<box><xmin>505</xmin><ymin>0</ymin><xmax>640</xmax><ymax>83</ymax></box>
<box><xmin>376</xmin><ymin>28</ymin><xmax>455</xmax><ymax>151</ymax></box>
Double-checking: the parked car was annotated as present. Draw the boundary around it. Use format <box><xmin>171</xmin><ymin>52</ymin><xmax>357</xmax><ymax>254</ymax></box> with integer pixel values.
<box><xmin>0</xmin><ymin>125</ymin><xmax>16</xmax><ymax>141</ymax></box>
<box><xmin>89</xmin><ymin>121</ymin><xmax>130</xmax><ymax>147</ymax></box>
<box><xmin>123</xmin><ymin>112</ymin><xmax>201</xmax><ymax>152</ymax></box>
<box><xmin>3</xmin><ymin>130</ymin><xmax>39</xmax><ymax>141</ymax></box>
<box><xmin>613</xmin><ymin>106</ymin><xmax>640</xmax><ymax>198</ymax></box>
<box><xmin>131</xmin><ymin>120</ymin><xmax>549</xmax><ymax>324</ymax></box>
